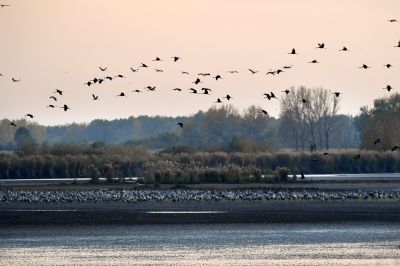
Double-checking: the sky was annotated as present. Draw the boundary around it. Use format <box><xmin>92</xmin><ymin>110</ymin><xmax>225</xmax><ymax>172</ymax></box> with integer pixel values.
<box><xmin>0</xmin><ymin>0</ymin><xmax>399</xmax><ymax>125</ymax></box>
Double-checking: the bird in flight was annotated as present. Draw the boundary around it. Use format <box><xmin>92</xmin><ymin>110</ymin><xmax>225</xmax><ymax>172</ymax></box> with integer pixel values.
<box><xmin>359</xmin><ymin>64</ymin><xmax>370</xmax><ymax>69</ymax></box>
<box><xmin>391</xmin><ymin>146</ymin><xmax>399</xmax><ymax>152</ymax></box>
<box><xmin>215</xmin><ymin>98</ymin><xmax>223</xmax><ymax>103</ymax></box>
<box><xmin>288</xmin><ymin>48</ymin><xmax>298</xmax><ymax>55</ymax></box>
<box><xmin>46</xmin><ymin>104</ymin><xmax>56</xmax><ymax>108</ymax></box>
<box><xmin>373</xmin><ymin>138</ymin><xmax>381</xmax><ymax>145</ymax></box>
<box><xmin>181</xmin><ymin>71</ymin><xmax>189</xmax><ymax>75</ymax></box>
<box><xmin>84</xmin><ymin>81</ymin><xmax>92</xmax><ymax>86</ymax></box>
<box><xmin>117</xmin><ymin>92</ymin><xmax>127</xmax><ymax>97</ymax></box>
<box><xmin>145</xmin><ymin>86</ymin><xmax>156</xmax><ymax>91</ymax></box>
<box><xmin>224</xmin><ymin>94</ymin><xmax>233</xmax><ymax>101</ymax></box>
<box><xmin>388</xmin><ymin>19</ymin><xmax>398</xmax><ymax>22</ymax></box>
<box><xmin>302</xmin><ymin>98</ymin><xmax>308</xmax><ymax>104</ymax></box>
<box><xmin>339</xmin><ymin>46</ymin><xmax>349</xmax><ymax>52</ymax></box>
<box><xmin>228</xmin><ymin>70</ymin><xmax>239</xmax><ymax>74</ymax></box>
<box><xmin>383</xmin><ymin>64</ymin><xmax>393</xmax><ymax>68</ymax></box>
<box><xmin>395</xmin><ymin>41</ymin><xmax>400</xmax><ymax>48</ymax></box>
<box><xmin>155</xmin><ymin>69</ymin><xmax>164</xmax><ymax>72</ymax></box>
<box><xmin>248</xmin><ymin>69</ymin><xmax>258</xmax><ymax>74</ymax></box>
<box><xmin>132</xmin><ymin>89</ymin><xmax>142</xmax><ymax>93</ymax></box>
<box><xmin>11</xmin><ymin>78</ymin><xmax>20</xmax><ymax>82</ymax></box>
<box><xmin>130</xmin><ymin>67</ymin><xmax>139</xmax><ymax>72</ymax></box>
<box><xmin>50</xmin><ymin>96</ymin><xmax>58</xmax><ymax>101</ymax></box>
<box><xmin>177</xmin><ymin>122</ymin><xmax>184</xmax><ymax>128</ymax></box>
<box><xmin>213</xmin><ymin>75</ymin><xmax>222</xmax><ymax>81</ymax></box>
<box><xmin>282</xmin><ymin>89</ymin><xmax>290</xmax><ymax>95</ymax></box>
<box><xmin>0</xmin><ymin>4</ymin><xmax>11</xmax><ymax>7</ymax></box>
<box><xmin>9</xmin><ymin>121</ymin><xmax>16</xmax><ymax>127</ymax></box>
<box><xmin>308</xmin><ymin>59</ymin><xmax>319</xmax><ymax>64</ymax></box>
<box><xmin>333</xmin><ymin>92</ymin><xmax>342</xmax><ymax>97</ymax></box>
<box><xmin>171</xmin><ymin>56</ymin><xmax>181</xmax><ymax>62</ymax></box>
<box><xmin>193</xmin><ymin>78</ymin><xmax>202</xmax><ymax>85</ymax></box>
<box><xmin>383</xmin><ymin>85</ymin><xmax>394</xmax><ymax>92</ymax></box>
<box><xmin>283</xmin><ymin>65</ymin><xmax>293</xmax><ymax>69</ymax></box>
<box><xmin>266</xmin><ymin>71</ymin><xmax>276</xmax><ymax>75</ymax></box>
<box><xmin>115</xmin><ymin>74</ymin><xmax>125</xmax><ymax>78</ymax></box>
<box><xmin>202</xmin><ymin>88</ymin><xmax>211</xmax><ymax>95</ymax></box>
<box><xmin>198</xmin><ymin>73</ymin><xmax>210</xmax><ymax>76</ymax></box>
<box><xmin>140</xmin><ymin>63</ymin><xmax>148</xmax><ymax>68</ymax></box>
<box><xmin>260</xmin><ymin>109</ymin><xmax>268</xmax><ymax>115</ymax></box>
<box><xmin>26</xmin><ymin>114</ymin><xmax>34</xmax><ymax>119</ymax></box>
<box><xmin>153</xmin><ymin>57</ymin><xmax>162</xmax><ymax>62</ymax></box>
<box><xmin>173</xmin><ymin>88</ymin><xmax>182</xmax><ymax>92</ymax></box>
<box><xmin>99</xmin><ymin>66</ymin><xmax>107</xmax><ymax>71</ymax></box>
<box><xmin>189</xmin><ymin>88</ymin><xmax>198</xmax><ymax>94</ymax></box>
<box><xmin>316</xmin><ymin>42</ymin><xmax>325</xmax><ymax>49</ymax></box>
<box><xmin>276</xmin><ymin>69</ymin><xmax>284</xmax><ymax>74</ymax></box>
<box><xmin>92</xmin><ymin>94</ymin><xmax>99</xmax><ymax>100</ymax></box>
<box><xmin>104</xmin><ymin>76</ymin><xmax>113</xmax><ymax>81</ymax></box>
<box><xmin>61</xmin><ymin>104</ymin><xmax>70</xmax><ymax>111</ymax></box>
<box><xmin>54</xmin><ymin>89</ymin><xmax>63</xmax><ymax>95</ymax></box>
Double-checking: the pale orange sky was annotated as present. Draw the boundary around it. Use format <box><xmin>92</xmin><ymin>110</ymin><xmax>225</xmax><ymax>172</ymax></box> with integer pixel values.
<box><xmin>0</xmin><ymin>0</ymin><xmax>399</xmax><ymax>125</ymax></box>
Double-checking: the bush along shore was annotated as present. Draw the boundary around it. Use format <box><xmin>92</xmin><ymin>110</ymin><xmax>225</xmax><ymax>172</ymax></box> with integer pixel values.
<box><xmin>1</xmin><ymin>145</ymin><xmax>400</xmax><ymax>183</ymax></box>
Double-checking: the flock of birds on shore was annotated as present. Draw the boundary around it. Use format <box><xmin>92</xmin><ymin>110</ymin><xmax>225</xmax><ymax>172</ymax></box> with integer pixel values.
<box><xmin>1</xmin><ymin>8</ymin><xmax>400</xmax><ymax>156</ymax></box>
<box><xmin>1</xmin><ymin>189</ymin><xmax>399</xmax><ymax>203</ymax></box>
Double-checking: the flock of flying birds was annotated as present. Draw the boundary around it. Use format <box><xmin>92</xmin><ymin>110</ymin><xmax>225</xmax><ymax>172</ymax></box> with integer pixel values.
<box><xmin>1</xmin><ymin>13</ymin><xmax>400</xmax><ymax>154</ymax></box>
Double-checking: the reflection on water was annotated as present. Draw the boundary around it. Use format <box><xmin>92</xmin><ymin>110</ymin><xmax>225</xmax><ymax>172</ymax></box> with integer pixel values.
<box><xmin>0</xmin><ymin>223</ymin><xmax>399</xmax><ymax>265</ymax></box>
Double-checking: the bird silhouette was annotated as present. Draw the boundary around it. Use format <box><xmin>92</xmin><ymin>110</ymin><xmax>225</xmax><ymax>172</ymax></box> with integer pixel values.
<box><xmin>115</xmin><ymin>74</ymin><xmax>125</xmax><ymax>78</ymax></box>
<box><xmin>388</xmin><ymin>19</ymin><xmax>398</xmax><ymax>22</ymax></box>
<box><xmin>316</xmin><ymin>43</ymin><xmax>325</xmax><ymax>49</ymax></box>
<box><xmin>383</xmin><ymin>64</ymin><xmax>393</xmax><ymax>68</ymax></box>
<box><xmin>155</xmin><ymin>69</ymin><xmax>164</xmax><ymax>72</ymax></box>
<box><xmin>99</xmin><ymin>66</ymin><xmax>107</xmax><ymax>71</ymax></box>
<box><xmin>260</xmin><ymin>109</ymin><xmax>268</xmax><ymax>115</ymax></box>
<box><xmin>132</xmin><ymin>89</ymin><xmax>142</xmax><ymax>93</ymax></box>
<box><xmin>140</xmin><ymin>63</ymin><xmax>148</xmax><ymax>68</ymax></box>
<box><xmin>248</xmin><ymin>69</ymin><xmax>258</xmax><ymax>74</ymax></box>
<box><xmin>333</xmin><ymin>92</ymin><xmax>342</xmax><ymax>97</ymax></box>
<box><xmin>26</xmin><ymin>114</ymin><xmax>34</xmax><ymax>119</ymax></box>
<box><xmin>266</xmin><ymin>71</ymin><xmax>276</xmax><ymax>75</ymax></box>
<box><xmin>215</xmin><ymin>98</ymin><xmax>223</xmax><ymax>103</ymax></box>
<box><xmin>323</xmin><ymin>152</ymin><xmax>329</xmax><ymax>156</ymax></box>
<box><xmin>117</xmin><ymin>92</ymin><xmax>127</xmax><ymax>97</ymax></box>
<box><xmin>12</xmin><ymin>78</ymin><xmax>20</xmax><ymax>82</ymax></box>
<box><xmin>289</xmin><ymin>48</ymin><xmax>298</xmax><ymax>55</ymax></box>
<box><xmin>84</xmin><ymin>81</ymin><xmax>92</xmax><ymax>86</ymax></box>
<box><xmin>177</xmin><ymin>122</ymin><xmax>184</xmax><ymax>128</ymax></box>
<box><xmin>383</xmin><ymin>85</ymin><xmax>394</xmax><ymax>92</ymax></box>
<box><xmin>276</xmin><ymin>69</ymin><xmax>284</xmax><ymax>74</ymax></box>
<box><xmin>283</xmin><ymin>65</ymin><xmax>293</xmax><ymax>69</ymax></box>
<box><xmin>0</xmin><ymin>4</ymin><xmax>11</xmax><ymax>7</ymax></box>
<box><xmin>130</xmin><ymin>67</ymin><xmax>139</xmax><ymax>72</ymax></box>
<box><xmin>228</xmin><ymin>70</ymin><xmax>239</xmax><ymax>74</ymax></box>
<box><xmin>202</xmin><ymin>88</ymin><xmax>211</xmax><ymax>94</ymax></box>
<box><xmin>396</xmin><ymin>41</ymin><xmax>400</xmax><ymax>48</ymax></box>
<box><xmin>105</xmin><ymin>76</ymin><xmax>113</xmax><ymax>81</ymax></box>
<box><xmin>308</xmin><ymin>59</ymin><xmax>319</xmax><ymax>64</ymax></box>
<box><xmin>145</xmin><ymin>86</ymin><xmax>156</xmax><ymax>91</ymax></box>
<box><xmin>181</xmin><ymin>71</ymin><xmax>189</xmax><ymax>75</ymax></box>
<box><xmin>270</xmin><ymin>92</ymin><xmax>277</xmax><ymax>99</ymax></box>
<box><xmin>189</xmin><ymin>88</ymin><xmax>198</xmax><ymax>94</ymax></box>
<box><xmin>92</xmin><ymin>94</ymin><xmax>99</xmax><ymax>100</ymax></box>
<box><xmin>193</xmin><ymin>78</ymin><xmax>202</xmax><ymax>85</ymax></box>
<box><xmin>198</xmin><ymin>73</ymin><xmax>210</xmax><ymax>76</ymax></box>
<box><xmin>50</xmin><ymin>96</ymin><xmax>58</xmax><ymax>101</ymax></box>
<box><xmin>213</xmin><ymin>75</ymin><xmax>222</xmax><ymax>80</ymax></box>
<box><xmin>224</xmin><ymin>94</ymin><xmax>233</xmax><ymax>100</ymax></box>
<box><xmin>374</xmin><ymin>138</ymin><xmax>381</xmax><ymax>145</ymax></box>
<box><xmin>61</xmin><ymin>104</ymin><xmax>70</xmax><ymax>111</ymax></box>
<box><xmin>9</xmin><ymin>121</ymin><xmax>16</xmax><ymax>127</ymax></box>
<box><xmin>339</xmin><ymin>46</ymin><xmax>349</xmax><ymax>51</ymax></box>
<box><xmin>171</xmin><ymin>56</ymin><xmax>181</xmax><ymax>62</ymax></box>
<box><xmin>391</xmin><ymin>146</ymin><xmax>399</xmax><ymax>152</ymax></box>
<box><xmin>359</xmin><ymin>64</ymin><xmax>370</xmax><ymax>69</ymax></box>
<box><xmin>153</xmin><ymin>57</ymin><xmax>162</xmax><ymax>61</ymax></box>
<box><xmin>264</xmin><ymin>93</ymin><xmax>272</xmax><ymax>100</ymax></box>
<box><xmin>302</xmin><ymin>98</ymin><xmax>308</xmax><ymax>104</ymax></box>
<box><xmin>54</xmin><ymin>89</ymin><xmax>63</xmax><ymax>95</ymax></box>
<box><xmin>46</xmin><ymin>104</ymin><xmax>56</xmax><ymax>108</ymax></box>
<box><xmin>282</xmin><ymin>89</ymin><xmax>290</xmax><ymax>95</ymax></box>
<box><xmin>173</xmin><ymin>88</ymin><xmax>182</xmax><ymax>91</ymax></box>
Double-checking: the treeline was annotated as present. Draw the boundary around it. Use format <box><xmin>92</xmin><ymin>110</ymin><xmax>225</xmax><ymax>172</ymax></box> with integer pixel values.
<box><xmin>1</xmin><ymin>143</ymin><xmax>399</xmax><ymax>182</ymax></box>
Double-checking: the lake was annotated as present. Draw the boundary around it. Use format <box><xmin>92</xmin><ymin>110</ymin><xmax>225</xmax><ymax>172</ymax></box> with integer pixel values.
<box><xmin>0</xmin><ymin>223</ymin><xmax>399</xmax><ymax>265</ymax></box>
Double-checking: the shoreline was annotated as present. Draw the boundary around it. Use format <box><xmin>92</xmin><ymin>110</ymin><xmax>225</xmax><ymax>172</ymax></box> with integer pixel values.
<box><xmin>1</xmin><ymin>200</ymin><xmax>400</xmax><ymax>225</ymax></box>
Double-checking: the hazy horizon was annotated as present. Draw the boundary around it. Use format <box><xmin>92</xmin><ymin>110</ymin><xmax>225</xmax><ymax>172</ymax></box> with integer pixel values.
<box><xmin>1</xmin><ymin>0</ymin><xmax>400</xmax><ymax>125</ymax></box>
